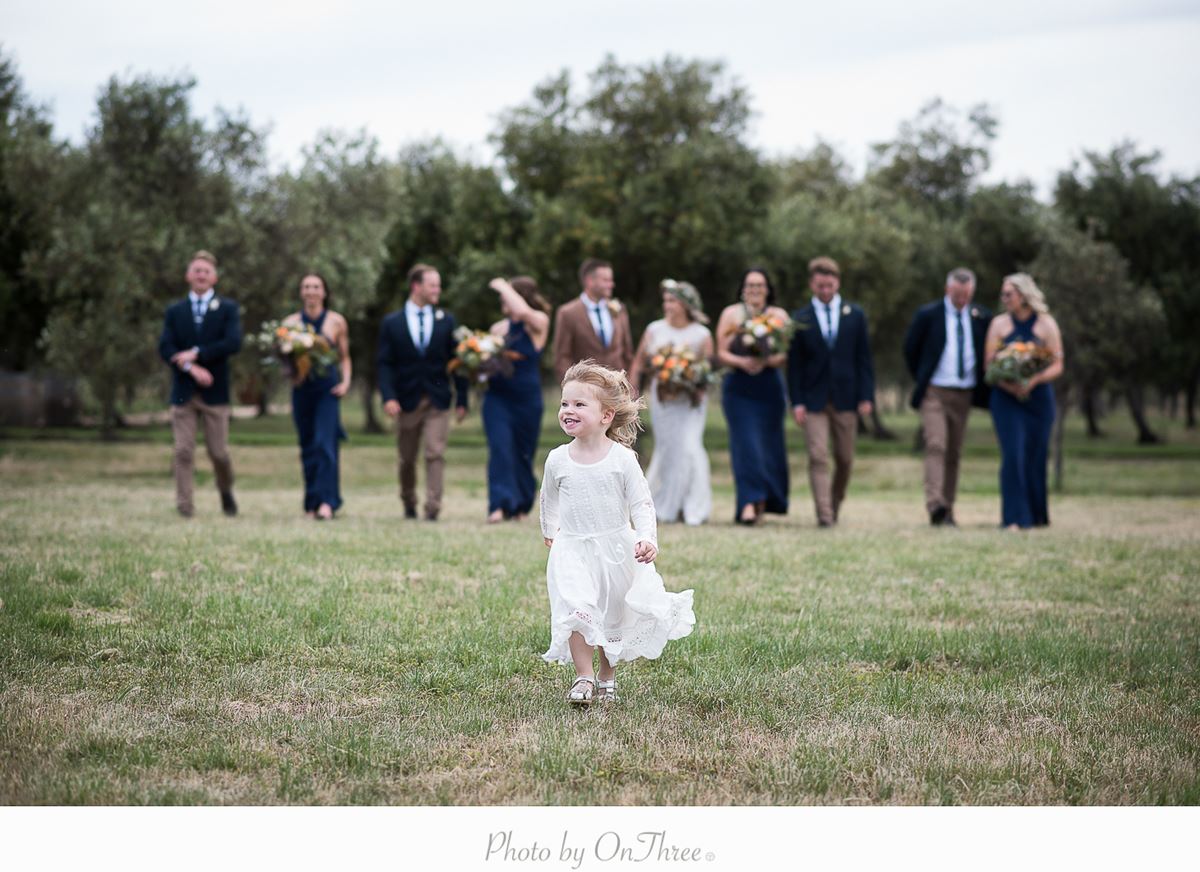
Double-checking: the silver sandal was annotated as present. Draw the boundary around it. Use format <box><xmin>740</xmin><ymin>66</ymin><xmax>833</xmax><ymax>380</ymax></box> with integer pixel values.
<box><xmin>595</xmin><ymin>679</ymin><xmax>618</xmax><ymax>703</ymax></box>
<box><xmin>567</xmin><ymin>675</ymin><xmax>596</xmax><ymax>706</ymax></box>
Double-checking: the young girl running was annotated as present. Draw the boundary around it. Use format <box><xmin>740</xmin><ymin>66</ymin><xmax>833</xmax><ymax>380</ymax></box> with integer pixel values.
<box><xmin>540</xmin><ymin>360</ymin><xmax>696</xmax><ymax>704</ymax></box>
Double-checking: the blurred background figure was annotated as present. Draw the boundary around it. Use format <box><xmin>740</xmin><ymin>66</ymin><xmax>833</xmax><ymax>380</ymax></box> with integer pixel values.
<box><xmin>630</xmin><ymin>279</ymin><xmax>714</xmax><ymax>526</ymax></box>
<box><xmin>985</xmin><ymin>273</ymin><xmax>1064</xmax><ymax>530</ymax></box>
<box><xmin>483</xmin><ymin>276</ymin><xmax>552</xmax><ymax>523</ymax></box>
<box><xmin>716</xmin><ymin>268</ymin><xmax>791</xmax><ymax>525</ymax></box>
<box><xmin>284</xmin><ymin>273</ymin><xmax>350</xmax><ymax>520</ymax></box>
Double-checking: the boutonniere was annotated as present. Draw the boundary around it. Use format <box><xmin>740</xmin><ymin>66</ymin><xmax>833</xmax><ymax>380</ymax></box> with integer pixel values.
<box><xmin>434</xmin><ymin>309</ymin><xmax>445</xmax><ymax>321</ymax></box>
<box><xmin>841</xmin><ymin>304</ymin><xmax>851</xmax><ymax>316</ymax></box>
<box><xmin>970</xmin><ymin>306</ymin><xmax>980</xmax><ymax>318</ymax></box>
<box><xmin>209</xmin><ymin>298</ymin><xmax>220</xmax><ymax>312</ymax></box>
<box><xmin>606</xmin><ymin>299</ymin><xmax>622</xmax><ymax>315</ymax></box>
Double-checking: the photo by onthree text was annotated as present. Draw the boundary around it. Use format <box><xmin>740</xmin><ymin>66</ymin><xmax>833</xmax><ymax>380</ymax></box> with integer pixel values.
<box><xmin>485</xmin><ymin>830</ymin><xmax>713</xmax><ymax>868</ymax></box>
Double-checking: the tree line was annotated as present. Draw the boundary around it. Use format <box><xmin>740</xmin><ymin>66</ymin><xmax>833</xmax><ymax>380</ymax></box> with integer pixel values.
<box><xmin>1</xmin><ymin>50</ymin><xmax>1196</xmax><ymax>440</ymax></box>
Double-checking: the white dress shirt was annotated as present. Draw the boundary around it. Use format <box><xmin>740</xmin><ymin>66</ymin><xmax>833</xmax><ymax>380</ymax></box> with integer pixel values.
<box><xmin>583</xmin><ymin>293</ymin><xmax>619</xmax><ymax>347</ymax></box>
<box><xmin>811</xmin><ymin>293</ymin><xmax>842</xmax><ymax>346</ymax></box>
<box><xmin>930</xmin><ymin>296</ymin><xmax>976</xmax><ymax>389</ymax></box>
<box><xmin>188</xmin><ymin>289</ymin><xmax>215</xmax><ymax>325</ymax></box>
<box><xmin>405</xmin><ymin>300</ymin><xmax>434</xmax><ymax>351</ymax></box>
<box><xmin>182</xmin><ymin>289</ymin><xmax>215</xmax><ymax>365</ymax></box>
<box><xmin>581</xmin><ymin>293</ymin><xmax>614</xmax><ymax>347</ymax></box>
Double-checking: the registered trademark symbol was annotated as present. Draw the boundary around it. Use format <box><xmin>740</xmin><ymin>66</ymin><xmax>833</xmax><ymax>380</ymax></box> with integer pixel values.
<box><xmin>706</xmin><ymin>852</ymin><xmax>715</xmax><ymax>862</ymax></box>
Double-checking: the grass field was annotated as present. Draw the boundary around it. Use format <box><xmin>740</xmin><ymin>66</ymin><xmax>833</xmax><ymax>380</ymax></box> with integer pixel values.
<box><xmin>2</xmin><ymin>398</ymin><xmax>1199</xmax><ymax>805</ymax></box>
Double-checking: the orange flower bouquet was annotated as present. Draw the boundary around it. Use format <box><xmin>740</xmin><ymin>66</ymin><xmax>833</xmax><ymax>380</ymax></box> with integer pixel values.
<box><xmin>252</xmin><ymin>320</ymin><xmax>338</xmax><ymax>381</ymax></box>
<box><xmin>729</xmin><ymin>312</ymin><xmax>796</xmax><ymax>357</ymax></box>
<box><xmin>648</xmin><ymin>344</ymin><xmax>719</xmax><ymax>406</ymax></box>
<box><xmin>985</xmin><ymin>340</ymin><xmax>1055</xmax><ymax>398</ymax></box>
<box><xmin>447</xmin><ymin>326</ymin><xmax>524</xmax><ymax>388</ymax></box>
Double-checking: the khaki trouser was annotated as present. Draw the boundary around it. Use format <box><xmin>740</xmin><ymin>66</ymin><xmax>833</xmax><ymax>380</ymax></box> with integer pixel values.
<box><xmin>397</xmin><ymin>396</ymin><xmax>450</xmax><ymax>516</ymax></box>
<box><xmin>803</xmin><ymin>405</ymin><xmax>858</xmax><ymax>524</ymax></box>
<box><xmin>921</xmin><ymin>385</ymin><xmax>973</xmax><ymax>517</ymax></box>
<box><xmin>171</xmin><ymin>396</ymin><xmax>234</xmax><ymax>513</ymax></box>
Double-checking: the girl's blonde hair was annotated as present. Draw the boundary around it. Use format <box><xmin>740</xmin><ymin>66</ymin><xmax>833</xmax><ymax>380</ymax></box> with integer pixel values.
<box><xmin>1003</xmin><ymin>272</ymin><xmax>1049</xmax><ymax>314</ymax></box>
<box><xmin>561</xmin><ymin>359</ymin><xmax>645</xmax><ymax>448</ymax></box>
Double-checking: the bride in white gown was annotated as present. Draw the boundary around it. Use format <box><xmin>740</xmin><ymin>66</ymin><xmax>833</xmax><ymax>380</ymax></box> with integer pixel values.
<box><xmin>630</xmin><ymin>280</ymin><xmax>714</xmax><ymax>526</ymax></box>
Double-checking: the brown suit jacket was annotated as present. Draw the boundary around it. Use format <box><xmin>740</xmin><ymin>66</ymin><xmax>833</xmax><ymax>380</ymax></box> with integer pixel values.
<box><xmin>553</xmin><ymin>296</ymin><xmax>634</xmax><ymax>381</ymax></box>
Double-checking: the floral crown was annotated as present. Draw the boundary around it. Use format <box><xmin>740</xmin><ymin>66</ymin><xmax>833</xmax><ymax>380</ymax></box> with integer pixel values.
<box><xmin>660</xmin><ymin>279</ymin><xmax>709</xmax><ymax>324</ymax></box>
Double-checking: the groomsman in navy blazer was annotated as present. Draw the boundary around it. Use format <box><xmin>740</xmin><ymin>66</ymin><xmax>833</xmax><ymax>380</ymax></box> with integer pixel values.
<box><xmin>377</xmin><ymin>263</ymin><xmax>469</xmax><ymax>521</ymax></box>
<box><xmin>158</xmin><ymin>250</ymin><xmax>243</xmax><ymax>518</ymax></box>
<box><xmin>903</xmin><ymin>267</ymin><xmax>992</xmax><ymax>526</ymax></box>
<box><xmin>787</xmin><ymin>256</ymin><xmax>875</xmax><ymax>527</ymax></box>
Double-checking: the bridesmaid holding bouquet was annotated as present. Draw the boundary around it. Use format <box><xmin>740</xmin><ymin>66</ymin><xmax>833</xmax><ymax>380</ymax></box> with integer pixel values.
<box><xmin>984</xmin><ymin>273</ymin><xmax>1064</xmax><ymax>529</ymax></box>
<box><xmin>283</xmin><ymin>273</ymin><xmax>350</xmax><ymax>520</ymax></box>
<box><xmin>715</xmin><ymin>268</ymin><xmax>792</xmax><ymax>525</ymax></box>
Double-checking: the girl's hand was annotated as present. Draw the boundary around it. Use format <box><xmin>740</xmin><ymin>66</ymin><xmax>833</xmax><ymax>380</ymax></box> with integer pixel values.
<box><xmin>634</xmin><ymin>540</ymin><xmax>657</xmax><ymax>563</ymax></box>
<box><xmin>741</xmin><ymin>357</ymin><xmax>764</xmax><ymax>376</ymax></box>
<box><xmin>543</xmin><ymin>537</ymin><xmax>554</xmax><ymax>549</ymax></box>
<box><xmin>331</xmin><ymin>380</ymin><xmax>350</xmax><ymax>397</ymax></box>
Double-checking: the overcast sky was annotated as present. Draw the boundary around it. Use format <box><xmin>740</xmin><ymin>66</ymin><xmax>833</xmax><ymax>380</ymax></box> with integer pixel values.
<box><xmin>4</xmin><ymin>0</ymin><xmax>1198</xmax><ymax>194</ymax></box>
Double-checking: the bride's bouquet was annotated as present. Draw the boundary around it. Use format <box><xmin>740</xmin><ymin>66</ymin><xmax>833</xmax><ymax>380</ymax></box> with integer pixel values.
<box><xmin>447</xmin><ymin>326</ymin><xmax>524</xmax><ymax>387</ymax></box>
<box><xmin>252</xmin><ymin>320</ymin><xmax>338</xmax><ymax>381</ymax></box>
<box><xmin>648</xmin><ymin>344</ymin><xmax>719</xmax><ymax>406</ymax></box>
<box><xmin>729</xmin><ymin>312</ymin><xmax>795</xmax><ymax>357</ymax></box>
<box><xmin>985</xmin><ymin>340</ymin><xmax>1055</xmax><ymax>397</ymax></box>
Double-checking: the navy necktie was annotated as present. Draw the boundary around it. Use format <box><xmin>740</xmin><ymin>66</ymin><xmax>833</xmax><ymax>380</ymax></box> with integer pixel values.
<box><xmin>956</xmin><ymin>309</ymin><xmax>966</xmax><ymax>379</ymax></box>
<box><xmin>193</xmin><ymin>298</ymin><xmax>205</xmax><ymax>327</ymax></box>
<box><xmin>417</xmin><ymin>310</ymin><xmax>427</xmax><ymax>354</ymax></box>
<box><xmin>592</xmin><ymin>305</ymin><xmax>608</xmax><ymax>347</ymax></box>
<box><xmin>823</xmin><ymin>303</ymin><xmax>835</xmax><ymax>348</ymax></box>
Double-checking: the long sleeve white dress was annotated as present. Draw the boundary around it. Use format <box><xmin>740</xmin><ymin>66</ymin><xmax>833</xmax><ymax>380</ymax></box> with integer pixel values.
<box><xmin>539</xmin><ymin>441</ymin><xmax>696</xmax><ymax>667</ymax></box>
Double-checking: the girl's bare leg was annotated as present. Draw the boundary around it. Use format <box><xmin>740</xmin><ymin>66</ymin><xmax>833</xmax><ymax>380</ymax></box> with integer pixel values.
<box><xmin>597</xmin><ymin>656</ymin><xmax>615</xmax><ymax>682</ymax></box>
<box><xmin>568</xmin><ymin>631</ymin><xmax>595</xmax><ymax>678</ymax></box>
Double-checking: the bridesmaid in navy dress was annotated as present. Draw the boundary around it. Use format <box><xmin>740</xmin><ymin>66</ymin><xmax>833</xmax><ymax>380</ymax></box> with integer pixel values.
<box><xmin>715</xmin><ymin>268</ymin><xmax>792</xmax><ymax>525</ymax></box>
<box><xmin>286</xmin><ymin>274</ymin><xmax>351</xmax><ymax>520</ymax></box>
<box><xmin>483</xmin><ymin>276</ymin><xmax>552</xmax><ymax>523</ymax></box>
<box><xmin>985</xmin><ymin>273</ymin><xmax>1064</xmax><ymax>530</ymax></box>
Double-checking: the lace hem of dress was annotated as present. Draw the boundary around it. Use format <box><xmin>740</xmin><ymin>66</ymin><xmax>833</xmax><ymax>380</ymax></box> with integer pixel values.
<box><xmin>541</xmin><ymin>591</ymin><xmax>696</xmax><ymax>668</ymax></box>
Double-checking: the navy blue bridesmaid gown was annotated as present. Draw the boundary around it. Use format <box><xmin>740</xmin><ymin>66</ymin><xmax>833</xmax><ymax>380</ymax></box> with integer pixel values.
<box><xmin>990</xmin><ymin>313</ymin><xmax>1055</xmax><ymax>528</ymax></box>
<box><xmin>721</xmin><ymin>365</ymin><xmax>789</xmax><ymax>520</ymax></box>
<box><xmin>482</xmin><ymin>320</ymin><xmax>543</xmax><ymax>517</ymax></box>
<box><xmin>292</xmin><ymin>309</ymin><xmax>345</xmax><ymax>513</ymax></box>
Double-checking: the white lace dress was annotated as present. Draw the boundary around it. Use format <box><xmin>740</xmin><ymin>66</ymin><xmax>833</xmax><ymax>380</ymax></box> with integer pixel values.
<box><xmin>643</xmin><ymin>320</ymin><xmax>713</xmax><ymax>525</ymax></box>
<box><xmin>539</xmin><ymin>441</ymin><xmax>696</xmax><ymax>667</ymax></box>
